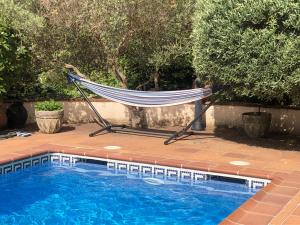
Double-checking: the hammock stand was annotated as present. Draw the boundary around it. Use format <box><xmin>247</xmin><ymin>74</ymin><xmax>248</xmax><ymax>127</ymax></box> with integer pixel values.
<box><xmin>67</xmin><ymin>71</ymin><xmax>213</xmax><ymax>145</ymax></box>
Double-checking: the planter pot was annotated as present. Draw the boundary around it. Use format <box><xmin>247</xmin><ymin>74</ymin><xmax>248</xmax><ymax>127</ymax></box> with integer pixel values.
<box><xmin>6</xmin><ymin>102</ymin><xmax>28</xmax><ymax>129</ymax></box>
<box><xmin>0</xmin><ymin>104</ymin><xmax>7</xmax><ymax>129</ymax></box>
<box><xmin>35</xmin><ymin>110</ymin><xmax>64</xmax><ymax>134</ymax></box>
<box><xmin>242</xmin><ymin>112</ymin><xmax>272</xmax><ymax>138</ymax></box>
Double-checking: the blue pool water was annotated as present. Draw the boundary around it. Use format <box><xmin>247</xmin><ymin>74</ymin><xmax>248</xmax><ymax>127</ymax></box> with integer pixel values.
<box><xmin>0</xmin><ymin>163</ymin><xmax>257</xmax><ymax>225</ymax></box>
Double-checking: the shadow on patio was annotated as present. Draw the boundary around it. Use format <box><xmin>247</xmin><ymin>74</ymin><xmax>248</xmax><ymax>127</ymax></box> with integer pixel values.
<box><xmin>214</xmin><ymin>127</ymin><xmax>300</xmax><ymax>151</ymax></box>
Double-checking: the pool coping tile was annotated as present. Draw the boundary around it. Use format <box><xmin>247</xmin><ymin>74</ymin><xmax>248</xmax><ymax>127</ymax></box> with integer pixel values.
<box><xmin>282</xmin><ymin>215</ymin><xmax>300</xmax><ymax>225</ymax></box>
<box><xmin>226</xmin><ymin>207</ymin><xmax>274</xmax><ymax>225</ymax></box>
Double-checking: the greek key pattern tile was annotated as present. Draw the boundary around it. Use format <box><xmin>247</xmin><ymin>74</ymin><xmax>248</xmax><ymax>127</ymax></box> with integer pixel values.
<box><xmin>0</xmin><ymin>153</ymin><xmax>270</xmax><ymax>189</ymax></box>
<box><xmin>0</xmin><ymin>154</ymin><xmax>50</xmax><ymax>175</ymax></box>
<box><xmin>104</xmin><ymin>159</ymin><xmax>270</xmax><ymax>188</ymax></box>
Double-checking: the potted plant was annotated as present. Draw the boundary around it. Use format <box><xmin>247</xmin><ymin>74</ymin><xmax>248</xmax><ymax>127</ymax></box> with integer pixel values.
<box><xmin>242</xmin><ymin>106</ymin><xmax>271</xmax><ymax>138</ymax></box>
<box><xmin>35</xmin><ymin>100</ymin><xmax>64</xmax><ymax>134</ymax></box>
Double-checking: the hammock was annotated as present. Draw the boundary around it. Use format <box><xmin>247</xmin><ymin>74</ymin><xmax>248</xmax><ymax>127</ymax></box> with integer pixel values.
<box><xmin>68</xmin><ymin>72</ymin><xmax>212</xmax><ymax>107</ymax></box>
<box><xmin>67</xmin><ymin>70</ymin><xmax>214</xmax><ymax>145</ymax></box>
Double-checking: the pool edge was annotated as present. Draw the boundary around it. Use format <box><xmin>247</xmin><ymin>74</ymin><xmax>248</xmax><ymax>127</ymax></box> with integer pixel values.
<box><xmin>0</xmin><ymin>144</ymin><xmax>296</xmax><ymax>225</ymax></box>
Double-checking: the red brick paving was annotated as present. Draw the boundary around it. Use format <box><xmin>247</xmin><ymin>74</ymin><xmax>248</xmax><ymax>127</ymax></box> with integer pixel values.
<box><xmin>1</xmin><ymin>123</ymin><xmax>300</xmax><ymax>225</ymax></box>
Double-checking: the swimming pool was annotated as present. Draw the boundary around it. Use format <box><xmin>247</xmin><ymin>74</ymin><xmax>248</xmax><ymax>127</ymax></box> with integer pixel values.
<box><xmin>0</xmin><ymin>157</ymin><xmax>262</xmax><ymax>225</ymax></box>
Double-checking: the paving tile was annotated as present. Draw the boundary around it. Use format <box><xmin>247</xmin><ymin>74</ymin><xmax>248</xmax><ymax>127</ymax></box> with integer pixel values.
<box><xmin>209</xmin><ymin>164</ymin><xmax>240</xmax><ymax>175</ymax></box>
<box><xmin>0</xmin><ymin>157</ymin><xmax>13</xmax><ymax>165</ymax></box>
<box><xmin>223</xmin><ymin>152</ymin><xmax>250</xmax><ymax>159</ymax></box>
<box><xmin>263</xmin><ymin>183</ymin><xmax>300</xmax><ymax>197</ymax></box>
<box><xmin>240</xmin><ymin>198</ymin><xmax>258</xmax><ymax>211</ymax></box>
<box><xmin>173</xmin><ymin>147</ymin><xmax>201</xmax><ymax>153</ymax></box>
<box><xmin>238</xmin><ymin>213</ymin><xmax>273</xmax><ymax>225</ymax></box>
<box><xmin>226</xmin><ymin>208</ymin><xmax>248</xmax><ymax>222</ymax></box>
<box><xmin>240</xmin><ymin>198</ymin><xmax>283</xmax><ymax>216</ymax></box>
<box><xmin>12</xmin><ymin>153</ymin><xmax>32</xmax><ymax>161</ymax></box>
<box><xmin>292</xmin><ymin>206</ymin><xmax>300</xmax><ymax>216</ymax></box>
<box><xmin>290</xmin><ymin>171</ymin><xmax>300</xmax><ymax>176</ymax></box>
<box><xmin>129</xmin><ymin>155</ymin><xmax>160</xmax><ymax>164</ymax></box>
<box><xmin>282</xmin><ymin>215</ymin><xmax>300</xmax><ymax>225</ymax></box>
<box><xmin>278</xmin><ymin>181</ymin><xmax>300</xmax><ymax>189</ymax></box>
<box><xmin>227</xmin><ymin>208</ymin><xmax>273</xmax><ymax>225</ymax></box>
<box><xmin>156</xmin><ymin>158</ymin><xmax>192</xmax><ymax>168</ymax></box>
<box><xmin>239</xmin><ymin>168</ymin><xmax>272</xmax><ymax>179</ymax></box>
<box><xmin>82</xmin><ymin>150</ymin><xmax>108</xmax><ymax>158</ymax></box>
<box><xmin>183</xmin><ymin>161</ymin><xmax>215</xmax><ymax>171</ymax></box>
<box><xmin>253</xmin><ymin>191</ymin><xmax>291</xmax><ymax>206</ymax></box>
<box><xmin>272</xmin><ymin>172</ymin><xmax>290</xmax><ymax>179</ymax></box>
<box><xmin>106</xmin><ymin>153</ymin><xmax>132</xmax><ymax>161</ymax></box>
<box><xmin>219</xmin><ymin>219</ymin><xmax>241</xmax><ymax>225</ymax></box>
<box><xmin>269</xmin><ymin>191</ymin><xmax>300</xmax><ymax>225</ymax></box>
<box><xmin>251</xmin><ymin>203</ymin><xmax>283</xmax><ymax>216</ymax></box>
<box><xmin>272</xmin><ymin>177</ymin><xmax>286</xmax><ymax>186</ymax></box>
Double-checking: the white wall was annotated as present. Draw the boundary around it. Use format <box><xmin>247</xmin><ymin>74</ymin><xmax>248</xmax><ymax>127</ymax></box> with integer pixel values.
<box><xmin>10</xmin><ymin>100</ymin><xmax>300</xmax><ymax>135</ymax></box>
<box><xmin>211</xmin><ymin>105</ymin><xmax>300</xmax><ymax>134</ymax></box>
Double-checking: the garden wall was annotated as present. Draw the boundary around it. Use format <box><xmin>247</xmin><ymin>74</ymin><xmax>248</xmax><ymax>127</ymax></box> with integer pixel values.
<box><xmin>16</xmin><ymin>100</ymin><xmax>300</xmax><ymax>135</ymax></box>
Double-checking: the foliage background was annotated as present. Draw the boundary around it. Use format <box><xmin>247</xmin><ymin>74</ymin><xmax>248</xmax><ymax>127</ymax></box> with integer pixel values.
<box><xmin>0</xmin><ymin>0</ymin><xmax>299</xmax><ymax>106</ymax></box>
<box><xmin>192</xmin><ymin>0</ymin><xmax>300</xmax><ymax>105</ymax></box>
<box><xmin>0</xmin><ymin>0</ymin><xmax>43</xmax><ymax>100</ymax></box>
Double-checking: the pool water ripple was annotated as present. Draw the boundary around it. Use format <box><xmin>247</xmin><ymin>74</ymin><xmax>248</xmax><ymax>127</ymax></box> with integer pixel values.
<box><xmin>0</xmin><ymin>163</ymin><xmax>257</xmax><ymax>225</ymax></box>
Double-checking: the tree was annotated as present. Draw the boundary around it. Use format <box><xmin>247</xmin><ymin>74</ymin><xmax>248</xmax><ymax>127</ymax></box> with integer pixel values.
<box><xmin>0</xmin><ymin>0</ymin><xmax>43</xmax><ymax>100</ymax></box>
<box><xmin>31</xmin><ymin>0</ymin><xmax>195</xmax><ymax>126</ymax></box>
<box><xmin>192</xmin><ymin>0</ymin><xmax>300</xmax><ymax>105</ymax></box>
<box><xmin>134</xmin><ymin>0</ymin><xmax>195</xmax><ymax>91</ymax></box>
<box><xmin>35</xmin><ymin>0</ymin><xmax>194</xmax><ymax>89</ymax></box>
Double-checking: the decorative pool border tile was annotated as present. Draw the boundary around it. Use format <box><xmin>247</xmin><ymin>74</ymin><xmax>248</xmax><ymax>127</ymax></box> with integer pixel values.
<box><xmin>0</xmin><ymin>153</ymin><xmax>271</xmax><ymax>189</ymax></box>
<box><xmin>0</xmin><ymin>154</ymin><xmax>50</xmax><ymax>175</ymax></box>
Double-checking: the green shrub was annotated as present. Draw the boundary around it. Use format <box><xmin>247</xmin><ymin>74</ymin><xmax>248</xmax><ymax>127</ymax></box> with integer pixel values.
<box><xmin>0</xmin><ymin>19</ymin><xmax>32</xmax><ymax>99</ymax></box>
<box><xmin>0</xmin><ymin>0</ymin><xmax>44</xmax><ymax>100</ymax></box>
<box><xmin>192</xmin><ymin>0</ymin><xmax>300</xmax><ymax>105</ymax></box>
<box><xmin>35</xmin><ymin>100</ymin><xmax>63</xmax><ymax>111</ymax></box>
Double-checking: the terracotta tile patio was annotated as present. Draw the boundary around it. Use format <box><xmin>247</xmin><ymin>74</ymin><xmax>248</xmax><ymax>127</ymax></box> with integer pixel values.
<box><xmin>1</xmin><ymin>123</ymin><xmax>300</xmax><ymax>225</ymax></box>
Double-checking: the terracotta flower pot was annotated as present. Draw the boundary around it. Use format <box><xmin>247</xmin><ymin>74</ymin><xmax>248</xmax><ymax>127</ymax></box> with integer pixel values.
<box><xmin>242</xmin><ymin>112</ymin><xmax>271</xmax><ymax>138</ymax></box>
<box><xmin>35</xmin><ymin>110</ymin><xmax>64</xmax><ymax>134</ymax></box>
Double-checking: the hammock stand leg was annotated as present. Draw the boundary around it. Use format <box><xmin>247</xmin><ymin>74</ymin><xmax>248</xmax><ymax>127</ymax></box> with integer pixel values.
<box><xmin>89</xmin><ymin>126</ymin><xmax>111</xmax><ymax>137</ymax></box>
<box><xmin>164</xmin><ymin>101</ymin><xmax>214</xmax><ymax>145</ymax></box>
<box><xmin>71</xmin><ymin>80</ymin><xmax>112</xmax><ymax>136</ymax></box>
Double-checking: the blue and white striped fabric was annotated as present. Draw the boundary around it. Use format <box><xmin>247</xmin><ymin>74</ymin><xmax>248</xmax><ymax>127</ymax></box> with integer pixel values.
<box><xmin>68</xmin><ymin>72</ymin><xmax>212</xmax><ymax>107</ymax></box>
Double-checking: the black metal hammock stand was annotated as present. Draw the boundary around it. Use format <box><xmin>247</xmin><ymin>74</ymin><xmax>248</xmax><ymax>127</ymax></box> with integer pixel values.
<box><xmin>67</xmin><ymin>70</ymin><xmax>214</xmax><ymax>145</ymax></box>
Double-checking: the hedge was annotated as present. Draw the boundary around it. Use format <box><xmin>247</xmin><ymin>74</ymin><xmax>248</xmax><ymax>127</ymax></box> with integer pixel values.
<box><xmin>192</xmin><ymin>0</ymin><xmax>300</xmax><ymax>105</ymax></box>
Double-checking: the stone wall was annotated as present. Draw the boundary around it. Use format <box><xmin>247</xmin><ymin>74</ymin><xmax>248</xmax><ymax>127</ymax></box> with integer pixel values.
<box><xmin>6</xmin><ymin>100</ymin><xmax>300</xmax><ymax>135</ymax></box>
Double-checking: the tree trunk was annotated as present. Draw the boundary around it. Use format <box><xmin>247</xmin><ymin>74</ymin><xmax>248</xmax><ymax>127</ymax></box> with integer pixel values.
<box><xmin>111</xmin><ymin>63</ymin><xmax>128</xmax><ymax>88</ymax></box>
<box><xmin>153</xmin><ymin>72</ymin><xmax>160</xmax><ymax>91</ymax></box>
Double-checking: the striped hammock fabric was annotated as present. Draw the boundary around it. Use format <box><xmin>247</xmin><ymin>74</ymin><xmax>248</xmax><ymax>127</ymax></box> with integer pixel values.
<box><xmin>68</xmin><ymin>72</ymin><xmax>212</xmax><ymax>107</ymax></box>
